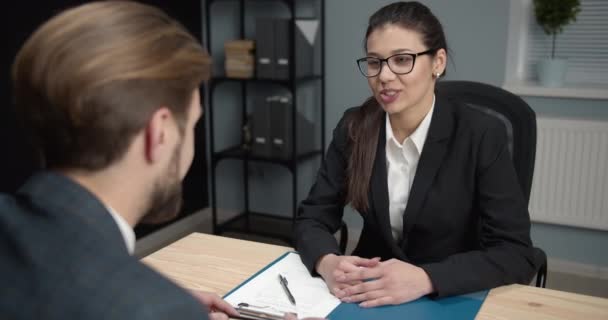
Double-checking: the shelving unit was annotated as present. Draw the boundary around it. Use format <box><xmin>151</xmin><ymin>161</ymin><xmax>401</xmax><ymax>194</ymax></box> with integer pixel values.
<box><xmin>204</xmin><ymin>0</ymin><xmax>325</xmax><ymax>245</ymax></box>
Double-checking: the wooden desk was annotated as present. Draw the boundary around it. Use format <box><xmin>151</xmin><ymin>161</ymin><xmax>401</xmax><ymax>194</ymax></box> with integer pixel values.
<box><xmin>143</xmin><ymin>233</ymin><xmax>608</xmax><ymax>320</ymax></box>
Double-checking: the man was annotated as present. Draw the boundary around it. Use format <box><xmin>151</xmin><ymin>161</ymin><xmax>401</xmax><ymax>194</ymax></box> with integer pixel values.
<box><xmin>1</xmin><ymin>2</ymin><xmax>242</xmax><ymax>319</ymax></box>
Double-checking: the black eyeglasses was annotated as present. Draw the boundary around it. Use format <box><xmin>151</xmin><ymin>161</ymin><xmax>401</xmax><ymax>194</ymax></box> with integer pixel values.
<box><xmin>356</xmin><ymin>48</ymin><xmax>436</xmax><ymax>78</ymax></box>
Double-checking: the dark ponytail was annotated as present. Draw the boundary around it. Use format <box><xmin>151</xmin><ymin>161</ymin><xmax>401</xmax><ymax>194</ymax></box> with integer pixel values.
<box><xmin>345</xmin><ymin>1</ymin><xmax>448</xmax><ymax>212</ymax></box>
<box><xmin>345</xmin><ymin>98</ymin><xmax>383</xmax><ymax>212</ymax></box>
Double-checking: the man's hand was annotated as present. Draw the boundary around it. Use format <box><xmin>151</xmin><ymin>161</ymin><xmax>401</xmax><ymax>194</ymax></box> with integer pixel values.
<box><xmin>315</xmin><ymin>254</ymin><xmax>381</xmax><ymax>295</ymax></box>
<box><xmin>189</xmin><ymin>289</ymin><xmax>239</xmax><ymax>319</ymax></box>
<box><xmin>333</xmin><ymin>258</ymin><xmax>434</xmax><ymax>307</ymax></box>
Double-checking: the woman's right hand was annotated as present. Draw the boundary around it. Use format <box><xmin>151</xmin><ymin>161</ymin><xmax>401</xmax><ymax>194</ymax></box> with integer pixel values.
<box><xmin>315</xmin><ymin>254</ymin><xmax>381</xmax><ymax>295</ymax></box>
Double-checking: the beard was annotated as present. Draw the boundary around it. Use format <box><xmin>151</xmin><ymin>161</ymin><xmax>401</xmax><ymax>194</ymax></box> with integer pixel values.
<box><xmin>139</xmin><ymin>146</ymin><xmax>184</xmax><ymax>224</ymax></box>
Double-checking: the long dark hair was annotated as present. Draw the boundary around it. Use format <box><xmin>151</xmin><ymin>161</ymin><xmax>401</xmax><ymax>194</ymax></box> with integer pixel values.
<box><xmin>346</xmin><ymin>1</ymin><xmax>448</xmax><ymax>212</ymax></box>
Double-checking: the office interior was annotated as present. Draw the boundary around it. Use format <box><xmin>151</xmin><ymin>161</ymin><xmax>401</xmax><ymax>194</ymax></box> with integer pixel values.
<box><xmin>1</xmin><ymin>0</ymin><xmax>606</xmax><ymax>302</ymax></box>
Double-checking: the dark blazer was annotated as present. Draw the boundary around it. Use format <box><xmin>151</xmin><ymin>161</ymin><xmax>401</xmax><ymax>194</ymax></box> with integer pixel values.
<box><xmin>295</xmin><ymin>94</ymin><xmax>542</xmax><ymax>297</ymax></box>
<box><xmin>0</xmin><ymin>172</ymin><xmax>208</xmax><ymax>320</ymax></box>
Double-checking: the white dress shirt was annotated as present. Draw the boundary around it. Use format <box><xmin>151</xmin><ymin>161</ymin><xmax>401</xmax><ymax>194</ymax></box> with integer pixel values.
<box><xmin>105</xmin><ymin>205</ymin><xmax>136</xmax><ymax>255</ymax></box>
<box><xmin>386</xmin><ymin>95</ymin><xmax>435</xmax><ymax>242</ymax></box>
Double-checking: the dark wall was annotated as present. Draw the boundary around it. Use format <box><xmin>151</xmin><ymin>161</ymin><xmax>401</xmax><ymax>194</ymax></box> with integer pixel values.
<box><xmin>1</xmin><ymin>1</ymin><xmax>208</xmax><ymax>238</ymax></box>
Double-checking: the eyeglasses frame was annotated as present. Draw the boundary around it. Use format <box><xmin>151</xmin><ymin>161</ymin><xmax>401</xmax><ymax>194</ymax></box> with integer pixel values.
<box><xmin>356</xmin><ymin>48</ymin><xmax>437</xmax><ymax>78</ymax></box>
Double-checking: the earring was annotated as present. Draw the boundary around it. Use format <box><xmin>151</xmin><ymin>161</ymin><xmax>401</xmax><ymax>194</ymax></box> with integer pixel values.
<box><xmin>435</xmin><ymin>72</ymin><xmax>441</xmax><ymax>78</ymax></box>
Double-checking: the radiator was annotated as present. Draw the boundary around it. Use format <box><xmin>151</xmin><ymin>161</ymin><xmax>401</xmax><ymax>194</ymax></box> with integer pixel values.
<box><xmin>529</xmin><ymin>118</ymin><xmax>608</xmax><ymax>231</ymax></box>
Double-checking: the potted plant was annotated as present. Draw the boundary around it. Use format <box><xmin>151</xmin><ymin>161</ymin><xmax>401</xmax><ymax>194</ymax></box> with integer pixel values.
<box><xmin>533</xmin><ymin>0</ymin><xmax>581</xmax><ymax>87</ymax></box>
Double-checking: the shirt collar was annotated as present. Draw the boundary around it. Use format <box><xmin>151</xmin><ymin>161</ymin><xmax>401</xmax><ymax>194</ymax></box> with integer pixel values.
<box><xmin>385</xmin><ymin>94</ymin><xmax>436</xmax><ymax>154</ymax></box>
<box><xmin>105</xmin><ymin>205</ymin><xmax>136</xmax><ymax>255</ymax></box>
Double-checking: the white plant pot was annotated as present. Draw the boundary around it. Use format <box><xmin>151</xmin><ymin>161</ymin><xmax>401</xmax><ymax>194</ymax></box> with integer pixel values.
<box><xmin>537</xmin><ymin>58</ymin><xmax>567</xmax><ymax>87</ymax></box>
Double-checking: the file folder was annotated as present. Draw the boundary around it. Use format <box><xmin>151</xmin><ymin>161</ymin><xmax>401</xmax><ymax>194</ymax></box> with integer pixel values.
<box><xmin>224</xmin><ymin>252</ymin><xmax>488</xmax><ymax>320</ymax></box>
<box><xmin>326</xmin><ymin>291</ymin><xmax>488</xmax><ymax>320</ymax></box>
<box><xmin>268</xmin><ymin>96</ymin><xmax>315</xmax><ymax>159</ymax></box>
<box><xmin>250</xmin><ymin>95</ymin><xmax>315</xmax><ymax>159</ymax></box>
<box><xmin>251</xmin><ymin>96</ymin><xmax>272</xmax><ymax>157</ymax></box>
<box><xmin>255</xmin><ymin>19</ymin><xmax>275</xmax><ymax>79</ymax></box>
<box><xmin>255</xmin><ymin>18</ymin><xmax>318</xmax><ymax>79</ymax></box>
<box><xmin>273</xmin><ymin>19</ymin><xmax>290</xmax><ymax>80</ymax></box>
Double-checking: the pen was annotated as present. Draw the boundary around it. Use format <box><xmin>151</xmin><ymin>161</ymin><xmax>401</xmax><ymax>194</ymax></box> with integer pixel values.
<box><xmin>278</xmin><ymin>274</ymin><xmax>296</xmax><ymax>306</ymax></box>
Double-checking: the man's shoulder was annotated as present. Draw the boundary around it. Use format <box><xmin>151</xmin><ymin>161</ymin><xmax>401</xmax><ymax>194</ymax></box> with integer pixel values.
<box><xmin>0</xmin><ymin>191</ymin><xmax>40</xmax><ymax>240</ymax></box>
<box><xmin>74</xmin><ymin>256</ymin><xmax>207</xmax><ymax>320</ymax></box>
<box><xmin>0</xmin><ymin>193</ymin><xmax>20</xmax><ymax>213</ymax></box>
<box><xmin>0</xmin><ymin>235</ymin><xmax>206</xmax><ymax>320</ymax></box>
<box><xmin>0</xmin><ymin>191</ymin><xmax>207</xmax><ymax>320</ymax></box>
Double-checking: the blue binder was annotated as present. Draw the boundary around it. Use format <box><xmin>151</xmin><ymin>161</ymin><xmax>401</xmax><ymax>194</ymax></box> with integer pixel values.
<box><xmin>224</xmin><ymin>252</ymin><xmax>488</xmax><ymax>320</ymax></box>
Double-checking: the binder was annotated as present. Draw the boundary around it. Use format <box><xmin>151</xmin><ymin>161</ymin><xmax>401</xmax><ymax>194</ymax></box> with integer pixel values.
<box><xmin>255</xmin><ymin>18</ymin><xmax>317</xmax><ymax>80</ymax></box>
<box><xmin>223</xmin><ymin>252</ymin><xmax>488</xmax><ymax>320</ymax></box>
<box><xmin>269</xmin><ymin>96</ymin><xmax>289</xmax><ymax>158</ymax></box>
<box><xmin>268</xmin><ymin>96</ymin><xmax>315</xmax><ymax>159</ymax></box>
<box><xmin>251</xmin><ymin>96</ymin><xmax>272</xmax><ymax>157</ymax></box>
<box><xmin>255</xmin><ymin>19</ymin><xmax>275</xmax><ymax>79</ymax></box>
<box><xmin>273</xmin><ymin>19</ymin><xmax>290</xmax><ymax>80</ymax></box>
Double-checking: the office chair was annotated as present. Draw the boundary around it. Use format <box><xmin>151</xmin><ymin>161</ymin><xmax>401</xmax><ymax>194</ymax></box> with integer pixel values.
<box><xmin>436</xmin><ymin>80</ymin><xmax>547</xmax><ymax>288</ymax></box>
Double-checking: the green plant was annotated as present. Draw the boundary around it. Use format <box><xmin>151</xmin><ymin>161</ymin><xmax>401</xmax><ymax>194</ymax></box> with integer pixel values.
<box><xmin>534</xmin><ymin>0</ymin><xmax>581</xmax><ymax>59</ymax></box>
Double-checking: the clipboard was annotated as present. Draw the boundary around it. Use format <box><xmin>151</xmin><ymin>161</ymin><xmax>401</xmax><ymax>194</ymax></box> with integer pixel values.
<box><xmin>223</xmin><ymin>252</ymin><xmax>339</xmax><ymax>319</ymax></box>
<box><xmin>233</xmin><ymin>302</ymin><xmax>288</xmax><ymax>320</ymax></box>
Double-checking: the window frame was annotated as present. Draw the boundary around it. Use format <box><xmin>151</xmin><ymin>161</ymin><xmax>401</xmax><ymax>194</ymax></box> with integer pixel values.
<box><xmin>502</xmin><ymin>0</ymin><xmax>608</xmax><ymax>100</ymax></box>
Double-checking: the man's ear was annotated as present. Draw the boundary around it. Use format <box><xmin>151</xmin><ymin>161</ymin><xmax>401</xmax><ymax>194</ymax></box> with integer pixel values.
<box><xmin>144</xmin><ymin>107</ymin><xmax>172</xmax><ymax>163</ymax></box>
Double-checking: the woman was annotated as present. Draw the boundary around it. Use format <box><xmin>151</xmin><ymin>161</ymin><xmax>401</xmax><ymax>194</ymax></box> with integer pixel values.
<box><xmin>294</xmin><ymin>1</ymin><xmax>541</xmax><ymax>308</ymax></box>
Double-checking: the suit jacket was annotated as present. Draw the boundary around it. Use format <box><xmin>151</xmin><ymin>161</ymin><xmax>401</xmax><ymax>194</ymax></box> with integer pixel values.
<box><xmin>295</xmin><ymin>94</ymin><xmax>542</xmax><ymax>297</ymax></box>
<box><xmin>0</xmin><ymin>172</ymin><xmax>208</xmax><ymax>319</ymax></box>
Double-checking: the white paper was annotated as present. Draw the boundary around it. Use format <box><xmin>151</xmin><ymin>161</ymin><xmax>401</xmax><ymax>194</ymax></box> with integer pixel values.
<box><xmin>224</xmin><ymin>252</ymin><xmax>340</xmax><ymax>319</ymax></box>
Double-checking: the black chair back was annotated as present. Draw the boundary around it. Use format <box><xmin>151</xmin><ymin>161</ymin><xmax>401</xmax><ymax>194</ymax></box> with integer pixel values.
<box><xmin>436</xmin><ymin>80</ymin><xmax>547</xmax><ymax>288</ymax></box>
<box><xmin>436</xmin><ymin>80</ymin><xmax>536</xmax><ymax>202</ymax></box>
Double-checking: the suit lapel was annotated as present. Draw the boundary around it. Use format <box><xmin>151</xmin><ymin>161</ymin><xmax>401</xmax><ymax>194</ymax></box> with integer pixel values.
<box><xmin>400</xmin><ymin>96</ymin><xmax>454</xmax><ymax>248</ymax></box>
<box><xmin>370</xmin><ymin>117</ymin><xmax>407</xmax><ymax>259</ymax></box>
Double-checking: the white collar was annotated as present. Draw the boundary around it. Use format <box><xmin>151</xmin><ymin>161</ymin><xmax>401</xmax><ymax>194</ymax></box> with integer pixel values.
<box><xmin>105</xmin><ymin>205</ymin><xmax>136</xmax><ymax>255</ymax></box>
<box><xmin>386</xmin><ymin>94</ymin><xmax>435</xmax><ymax>154</ymax></box>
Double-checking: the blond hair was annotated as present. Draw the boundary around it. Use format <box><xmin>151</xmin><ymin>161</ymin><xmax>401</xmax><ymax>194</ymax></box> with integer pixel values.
<box><xmin>12</xmin><ymin>1</ymin><xmax>211</xmax><ymax>170</ymax></box>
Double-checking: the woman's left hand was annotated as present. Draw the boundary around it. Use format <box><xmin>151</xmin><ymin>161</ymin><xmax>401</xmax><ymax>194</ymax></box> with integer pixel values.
<box><xmin>333</xmin><ymin>259</ymin><xmax>435</xmax><ymax>307</ymax></box>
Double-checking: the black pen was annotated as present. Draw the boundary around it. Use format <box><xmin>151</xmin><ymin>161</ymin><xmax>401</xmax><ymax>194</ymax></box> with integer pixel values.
<box><xmin>278</xmin><ymin>274</ymin><xmax>296</xmax><ymax>306</ymax></box>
